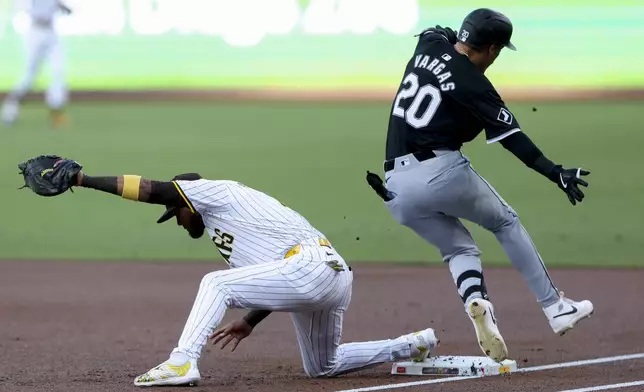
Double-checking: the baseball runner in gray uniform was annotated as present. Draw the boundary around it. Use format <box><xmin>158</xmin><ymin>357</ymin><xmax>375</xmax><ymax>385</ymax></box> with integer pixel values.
<box><xmin>366</xmin><ymin>8</ymin><xmax>594</xmax><ymax>363</ymax></box>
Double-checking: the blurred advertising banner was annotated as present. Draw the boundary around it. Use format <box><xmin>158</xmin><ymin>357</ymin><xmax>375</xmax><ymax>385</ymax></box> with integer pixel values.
<box><xmin>0</xmin><ymin>0</ymin><xmax>642</xmax><ymax>91</ymax></box>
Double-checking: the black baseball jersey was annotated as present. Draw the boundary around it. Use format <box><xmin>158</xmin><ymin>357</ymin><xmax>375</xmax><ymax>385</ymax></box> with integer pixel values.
<box><xmin>385</xmin><ymin>32</ymin><xmax>521</xmax><ymax>160</ymax></box>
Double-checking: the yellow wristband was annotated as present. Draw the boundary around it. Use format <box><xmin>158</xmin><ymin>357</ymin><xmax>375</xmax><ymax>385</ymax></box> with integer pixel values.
<box><xmin>122</xmin><ymin>175</ymin><xmax>142</xmax><ymax>200</ymax></box>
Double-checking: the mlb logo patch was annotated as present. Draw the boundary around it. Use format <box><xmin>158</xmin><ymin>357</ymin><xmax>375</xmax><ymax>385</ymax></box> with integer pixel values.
<box><xmin>497</xmin><ymin>108</ymin><xmax>513</xmax><ymax>125</ymax></box>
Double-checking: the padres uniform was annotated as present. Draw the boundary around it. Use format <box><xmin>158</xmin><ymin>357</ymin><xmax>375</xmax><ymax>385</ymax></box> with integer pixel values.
<box><xmin>1</xmin><ymin>0</ymin><xmax>70</xmax><ymax>127</ymax></box>
<box><xmin>136</xmin><ymin>178</ymin><xmax>437</xmax><ymax>385</ymax></box>
<box><xmin>56</xmin><ymin>168</ymin><xmax>438</xmax><ymax>386</ymax></box>
<box><xmin>368</xmin><ymin>8</ymin><xmax>593</xmax><ymax>362</ymax></box>
<box><xmin>18</xmin><ymin>158</ymin><xmax>437</xmax><ymax>386</ymax></box>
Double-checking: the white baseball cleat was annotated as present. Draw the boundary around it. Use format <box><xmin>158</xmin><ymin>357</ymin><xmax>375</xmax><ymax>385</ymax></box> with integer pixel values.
<box><xmin>467</xmin><ymin>299</ymin><xmax>509</xmax><ymax>363</ymax></box>
<box><xmin>1</xmin><ymin>99</ymin><xmax>19</xmax><ymax>126</ymax></box>
<box><xmin>134</xmin><ymin>358</ymin><xmax>200</xmax><ymax>387</ymax></box>
<box><xmin>543</xmin><ymin>291</ymin><xmax>594</xmax><ymax>335</ymax></box>
<box><xmin>403</xmin><ymin>328</ymin><xmax>439</xmax><ymax>362</ymax></box>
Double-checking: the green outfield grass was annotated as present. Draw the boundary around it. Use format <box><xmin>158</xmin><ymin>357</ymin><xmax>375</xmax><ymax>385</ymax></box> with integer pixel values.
<box><xmin>1</xmin><ymin>100</ymin><xmax>642</xmax><ymax>267</ymax></box>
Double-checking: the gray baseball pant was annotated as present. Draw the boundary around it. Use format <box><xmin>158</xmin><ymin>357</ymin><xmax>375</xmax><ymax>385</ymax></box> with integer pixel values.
<box><xmin>383</xmin><ymin>150</ymin><xmax>559</xmax><ymax>308</ymax></box>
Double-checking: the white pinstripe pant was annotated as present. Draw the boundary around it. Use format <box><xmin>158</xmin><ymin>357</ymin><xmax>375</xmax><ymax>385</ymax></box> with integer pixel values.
<box><xmin>7</xmin><ymin>24</ymin><xmax>67</xmax><ymax>108</ymax></box>
<box><xmin>172</xmin><ymin>242</ymin><xmax>413</xmax><ymax>377</ymax></box>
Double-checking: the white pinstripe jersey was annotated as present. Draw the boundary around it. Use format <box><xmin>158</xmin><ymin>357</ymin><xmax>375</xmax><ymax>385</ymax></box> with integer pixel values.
<box><xmin>174</xmin><ymin>179</ymin><xmax>326</xmax><ymax>268</ymax></box>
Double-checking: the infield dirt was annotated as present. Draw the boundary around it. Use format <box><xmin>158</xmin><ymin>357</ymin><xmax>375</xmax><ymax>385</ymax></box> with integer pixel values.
<box><xmin>2</xmin><ymin>261</ymin><xmax>643</xmax><ymax>392</ymax></box>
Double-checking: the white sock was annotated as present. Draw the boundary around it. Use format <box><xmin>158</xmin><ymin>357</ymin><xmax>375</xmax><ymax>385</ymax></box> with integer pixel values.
<box><xmin>168</xmin><ymin>351</ymin><xmax>192</xmax><ymax>366</ymax></box>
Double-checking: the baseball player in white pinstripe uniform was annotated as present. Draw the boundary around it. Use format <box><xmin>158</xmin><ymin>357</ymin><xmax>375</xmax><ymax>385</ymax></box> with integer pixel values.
<box><xmin>62</xmin><ymin>169</ymin><xmax>439</xmax><ymax>387</ymax></box>
<box><xmin>1</xmin><ymin>0</ymin><xmax>71</xmax><ymax>128</ymax></box>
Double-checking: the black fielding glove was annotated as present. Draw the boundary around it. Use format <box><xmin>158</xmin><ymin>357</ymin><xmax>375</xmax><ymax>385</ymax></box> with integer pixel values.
<box><xmin>17</xmin><ymin>155</ymin><xmax>83</xmax><ymax>197</ymax></box>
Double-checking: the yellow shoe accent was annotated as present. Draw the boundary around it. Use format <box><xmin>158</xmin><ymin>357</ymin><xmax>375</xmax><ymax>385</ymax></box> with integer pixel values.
<box><xmin>134</xmin><ymin>361</ymin><xmax>197</xmax><ymax>386</ymax></box>
<box><xmin>165</xmin><ymin>362</ymin><xmax>191</xmax><ymax>377</ymax></box>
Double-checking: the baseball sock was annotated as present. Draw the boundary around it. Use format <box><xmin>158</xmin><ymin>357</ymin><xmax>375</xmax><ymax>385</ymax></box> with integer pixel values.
<box><xmin>168</xmin><ymin>352</ymin><xmax>191</xmax><ymax>366</ymax></box>
<box><xmin>449</xmin><ymin>255</ymin><xmax>488</xmax><ymax>307</ymax></box>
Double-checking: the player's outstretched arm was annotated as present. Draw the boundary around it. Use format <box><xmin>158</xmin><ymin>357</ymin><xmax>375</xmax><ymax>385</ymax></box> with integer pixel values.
<box><xmin>499</xmin><ymin>132</ymin><xmax>589</xmax><ymax>205</ymax></box>
<box><xmin>459</xmin><ymin>80</ymin><xmax>590</xmax><ymax>206</ymax></box>
<box><xmin>77</xmin><ymin>173</ymin><xmax>186</xmax><ymax>207</ymax></box>
<box><xmin>17</xmin><ymin>155</ymin><xmax>186</xmax><ymax>208</ymax></box>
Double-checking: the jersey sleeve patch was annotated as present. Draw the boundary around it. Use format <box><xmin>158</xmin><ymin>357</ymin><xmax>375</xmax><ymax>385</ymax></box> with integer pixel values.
<box><xmin>496</xmin><ymin>108</ymin><xmax>514</xmax><ymax>125</ymax></box>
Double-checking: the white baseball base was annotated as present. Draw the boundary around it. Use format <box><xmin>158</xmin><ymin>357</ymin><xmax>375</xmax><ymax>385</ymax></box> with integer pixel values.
<box><xmin>391</xmin><ymin>355</ymin><xmax>518</xmax><ymax>377</ymax></box>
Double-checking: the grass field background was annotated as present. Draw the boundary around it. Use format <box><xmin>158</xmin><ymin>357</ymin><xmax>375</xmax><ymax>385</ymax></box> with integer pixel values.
<box><xmin>1</xmin><ymin>100</ymin><xmax>642</xmax><ymax>267</ymax></box>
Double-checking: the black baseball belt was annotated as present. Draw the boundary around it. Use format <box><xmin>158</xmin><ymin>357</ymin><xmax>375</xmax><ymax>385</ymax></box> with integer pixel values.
<box><xmin>383</xmin><ymin>150</ymin><xmax>438</xmax><ymax>172</ymax></box>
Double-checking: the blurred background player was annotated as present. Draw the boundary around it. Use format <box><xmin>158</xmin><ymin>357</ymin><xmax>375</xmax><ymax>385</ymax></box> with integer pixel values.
<box><xmin>1</xmin><ymin>0</ymin><xmax>71</xmax><ymax>128</ymax></box>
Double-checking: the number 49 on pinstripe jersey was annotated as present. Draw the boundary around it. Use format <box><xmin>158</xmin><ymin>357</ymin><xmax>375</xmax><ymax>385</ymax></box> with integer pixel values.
<box><xmin>212</xmin><ymin>229</ymin><xmax>234</xmax><ymax>264</ymax></box>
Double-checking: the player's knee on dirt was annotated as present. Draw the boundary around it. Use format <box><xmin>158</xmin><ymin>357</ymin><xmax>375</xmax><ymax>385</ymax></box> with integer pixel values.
<box><xmin>302</xmin><ymin>361</ymin><xmax>337</xmax><ymax>379</ymax></box>
<box><xmin>303</xmin><ymin>367</ymin><xmax>322</xmax><ymax>378</ymax></box>
<box><xmin>299</xmin><ymin>348</ymin><xmax>341</xmax><ymax>378</ymax></box>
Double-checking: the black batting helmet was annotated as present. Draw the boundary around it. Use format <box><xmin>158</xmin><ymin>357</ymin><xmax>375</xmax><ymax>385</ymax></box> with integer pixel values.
<box><xmin>457</xmin><ymin>8</ymin><xmax>516</xmax><ymax>51</ymax></box>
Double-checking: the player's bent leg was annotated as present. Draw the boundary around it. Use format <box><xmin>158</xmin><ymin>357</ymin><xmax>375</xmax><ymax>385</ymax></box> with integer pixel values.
<box><xmin>327</xmin><ymin>329</ymin><xmax>439</xmax><ymax>377</ymax></box>
<box><xmin>2</xmin><ymin>29</ymin><xmax>48</xmax><ymax>126</ymax></box>
<box><xmin>135</xmin><ymin>247</ymin><xmax>350</xmax><ymax>387</ymax></box>
<box><xmin>461</xmin><ymin>165</ymin><xmax>594</xmax><ymax>334</ymax></box>
<box><xmin>134</xmin><ymin>261</ymin><xmax>286</xmax><ymax>387</ymax></box>
<box><xmin>291</xmin><ymin>307</ymin><xmax>439</xmax><ymax>378</ymax></box>
<box><xmin>391</xmin><ymin>211</ymin><xmax>508</xmax><ymax>362</ymax></box>
<box><xmin>45</xmin><ymin>34</ymin><xmax>69</xmax><ymax>128</ymax></box>
<box><xmin>385</xmin><ymin>157</ymin><xmax>509</xmax><ymax>362</ymax></box>
<box><xmin>465</xmin><ymin>167</ymin><xmax>559</xmax><ymax>306</ymax></box>
<box><xmin>384</xmin><ymin>153</ymin><xmax>495</xmax><ymax>307</ymax></box>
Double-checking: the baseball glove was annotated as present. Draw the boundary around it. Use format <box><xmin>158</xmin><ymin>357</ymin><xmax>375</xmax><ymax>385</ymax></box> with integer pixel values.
<box><xmin>17</xmin><ymin>155</ymin><xmax>83</xmax><ymax>197</ymax></box>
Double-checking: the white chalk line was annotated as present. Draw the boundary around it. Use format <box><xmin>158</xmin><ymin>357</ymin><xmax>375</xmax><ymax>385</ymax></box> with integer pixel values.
<box><xmin>334</xmin><ymin>353</ymin><xmax>644</xmax><ymax>392</ymax></box>
<box><xmin>515</xmin><ymin>353</ymin><xmax>644</xmax><ymax>373</ymax></box>
<box><xmin>557</xmin><ymin>380</ymin><xmax>644</xmax><ymax>392</ymax></box>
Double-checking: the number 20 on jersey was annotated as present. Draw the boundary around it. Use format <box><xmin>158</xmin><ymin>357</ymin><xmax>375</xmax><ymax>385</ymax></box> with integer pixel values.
<box><xmin>392</xmin><ymin>73</ymin><xmax>443</xmax><ymax>129</ymax></box>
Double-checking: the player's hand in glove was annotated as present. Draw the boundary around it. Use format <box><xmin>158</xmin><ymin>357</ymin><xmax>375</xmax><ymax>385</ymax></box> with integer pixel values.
<box><xmin>554</xmin><ymin>167</ymin><xmax>589</xmax><ymax>206</ymax></box>
<box><xmin>17</xmin><ymin>155</ymin><xmax>83</xmax><ymax>197</ymax></box>
<box><xmin>416</xmin><ymin>25</ymin><xmax>458</xmax><ymax>44</ymax></box>
<box><xmin>209</xmin><ymin>319</ymin><xmax>254</xmax><ymax>352</ymax></box>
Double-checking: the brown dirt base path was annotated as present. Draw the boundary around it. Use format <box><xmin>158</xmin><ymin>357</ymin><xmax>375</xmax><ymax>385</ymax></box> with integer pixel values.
<box><xmin>1</xmin><ymin>261</ymin><xmax>643</xmax><ymax>392</ymax></box>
